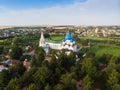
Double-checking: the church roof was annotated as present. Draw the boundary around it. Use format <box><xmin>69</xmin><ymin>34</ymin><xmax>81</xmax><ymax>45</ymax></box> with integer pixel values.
<box><xmin>62</xmin><ymin>32</ymin><xmax>75</xmax><ymax>42</ymax></box>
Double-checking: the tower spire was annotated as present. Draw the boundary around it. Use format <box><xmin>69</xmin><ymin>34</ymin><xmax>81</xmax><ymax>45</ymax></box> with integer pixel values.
<box><xmin>39</xmin><ymin>31</ymin><xmax>45</xmax><ymax>47</ymax></box>
<box><xmin>40</xmin><ymin>31</ymin><xmax>45</xmax><ymax>41</ymax></box>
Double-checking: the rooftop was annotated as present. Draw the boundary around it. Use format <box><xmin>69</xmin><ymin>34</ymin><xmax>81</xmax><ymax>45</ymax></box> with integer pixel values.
<box><xmin>62</xmin><ymin>32</ymin><xmax>75</xmax><ymax>42</ymax></box>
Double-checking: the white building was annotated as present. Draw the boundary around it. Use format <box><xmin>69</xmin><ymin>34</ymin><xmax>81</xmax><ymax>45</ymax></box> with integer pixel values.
<box><xmin>39</xmin><ymin>31</ymin><xmax>77</xmax><ymax>53</ymax></box>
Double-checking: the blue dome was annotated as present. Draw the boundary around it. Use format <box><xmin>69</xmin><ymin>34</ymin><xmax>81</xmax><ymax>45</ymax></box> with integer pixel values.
<box><xmin>62</xmin><ymin>32</ymin><xmax>75</xmax><ymax>42</ymax></box>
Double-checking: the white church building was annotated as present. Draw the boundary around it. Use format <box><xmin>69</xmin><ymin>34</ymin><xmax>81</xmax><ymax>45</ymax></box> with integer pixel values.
<box><xmin>39</xmin><ymin>31</ymin><xmax>77</xmax><ymax>53</ymax></box>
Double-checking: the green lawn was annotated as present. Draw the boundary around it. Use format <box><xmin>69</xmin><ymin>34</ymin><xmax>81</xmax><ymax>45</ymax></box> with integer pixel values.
<box><xmin>79</xmin><ymin>37</ymin><xmax>120</xmax><ymax>58</ymax></box>
<box><xmin>45</xmin><ymin>35</ymin><xmax>64</xmax><ymax>43</ymax></box>
<box><xmin>0</xmin><ymin>40</ymin><xmax>4</xmax><ymax>42</ymax></box>
<box><xmin>89</xmin><ymin>45</ymin><xmax>120</xmax><ymax>58</ymax></box>
<box><xmin>80</xmin><ymin>37</ymin><xmax>120</xmax><ymax>44</ymax></box>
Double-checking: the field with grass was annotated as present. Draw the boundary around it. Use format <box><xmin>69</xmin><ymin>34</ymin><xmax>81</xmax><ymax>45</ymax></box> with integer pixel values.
<box><xmin>45</xmin><ymin>35</ymin><xmax>64</xmax><ymax>43</ymax></box>
<box><xmin>80</xmin><ymin>37</ymin><xmax>120</xmax><ymax>44</ymax></box>
<box><xmin>79</xmin><ymin>36</ymin><xmax>120</xmax><ymax>58</ymax></box>
<box><xmin>89</xmin><ymin>45</ymin><xmax>120</xmax><ymax>58</ymax></box>
<box><xmin>0</xmin><ymin>40</ymin><xmax>4</xmax><ymax>42</ymax></box>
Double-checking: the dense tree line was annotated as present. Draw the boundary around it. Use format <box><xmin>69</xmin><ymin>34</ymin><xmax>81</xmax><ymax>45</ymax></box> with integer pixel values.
<box><xmin>0</xmin><ymin>46</ymin><xmax>120</xmax><ymax>90</ymax></box>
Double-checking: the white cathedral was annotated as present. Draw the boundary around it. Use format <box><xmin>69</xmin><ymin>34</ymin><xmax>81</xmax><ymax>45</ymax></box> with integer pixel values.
<box><xmin>39</xmin><ymin>31</ymin><xmax>77</xmax><ymax>54</ymax></box>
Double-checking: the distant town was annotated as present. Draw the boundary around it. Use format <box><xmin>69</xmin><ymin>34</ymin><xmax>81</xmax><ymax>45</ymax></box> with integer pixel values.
<box><xmin>0</xmin><ymin>26</ymin><xmax>120</xmax><ymax>39</ymax></box>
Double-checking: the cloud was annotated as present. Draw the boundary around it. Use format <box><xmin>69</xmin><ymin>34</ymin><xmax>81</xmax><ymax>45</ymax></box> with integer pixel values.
<box><xmin>0</xmin><ymin>6</ymin><xmax>8</xmax><ymax>12</ymax></box>
<box><xmin>0</xmin><ymin>0</ymin><xmax>119</xmax><ymax>26</ymax></box>
<box><xmin>0</xmin><ymin>3</ymin><xmax>86</xmax><ymax>25</ymax></box>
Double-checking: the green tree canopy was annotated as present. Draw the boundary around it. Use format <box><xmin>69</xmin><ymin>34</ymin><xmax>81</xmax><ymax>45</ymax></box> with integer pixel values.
<box><xmin>106</xmin><ymin>69</ymin><xmax>119</xmax><ymax>90</ymax></box>
<box><xmin>24</xmin><ymin>83</ymin><xmax>39</xmax><ymax>90</ymax></box>
<box><xmin>5</xmin><ymin>79</ymin><xmax>20</xmax><ymax>90</ymax></box>
<box><xmin>0</xmin><ymin>70</ymin><xmax>11</xmax><ymax>89</ymax></box>
<box><xmin>81</xmin><ymin>57</ymin><xmax>97</xmax><ymax>77</ymax></box>
<box><xmin>60</xmin><ymin>73</ymin><xmax>77</xmax><ymax>90</ymax></box>
<box><xmin>10</xmin><ymin>46</ymin><xmax>23</xmax><ymax>60</ymax></box>
<box><xmin>83</xmin><ymin>75</ymin><xmax>94</xmax><ymax>90</ymax></box>
<box><xmin>0</xmin><ymin>45</ymin><xmax>4</xmax><ymax>54</ymax></box>
<box><xmin>33</xmin><ymin>66</ymin><xmax>51</xmax><ymax>88</ymax></box>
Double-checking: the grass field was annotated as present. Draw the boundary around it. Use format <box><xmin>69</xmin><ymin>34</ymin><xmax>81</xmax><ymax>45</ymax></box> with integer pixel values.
<box><xmin>45</xmin><ymin>35</ymin><xmax>64</xmax><ymax>43</ymax></box>
<box><xmin>89</xmin><ymin>45</ymin><xmax>120</xmax><ymax>58</ymax></box>
<box><xmin>79</xmin><ymin>36</ymin><xmax>120</xmax><ymax>58</ymax></box>
<box><xmin>0</xmin><ymin>40</ymin><xmax>4</xmax><ymax>42</ymax></box>
<box><xmin>79</xmin><ymin>37</ymin><xmax>120</xmax><ymax>45</ymax></box>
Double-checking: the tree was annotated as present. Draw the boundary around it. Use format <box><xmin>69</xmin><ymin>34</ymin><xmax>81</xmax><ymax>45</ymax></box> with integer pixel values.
<box><xmin>106</xmin><ymin>70</ymin><xmax>119</xmax><ymax>90</ymax></box>
<box><xmin>86</xmin><ymin>51</ymin><xmax>95</xmax><ymax>58</ymax></box>
<box><xmin>13</xmin><ymin>37</ymin><xmax>22</xmax><ymax>45</ymax></box>
<box><xmin>34</xmin><ymin>47</ymin><xmax>46</xmax><ymax>65</ymax></box>
<box><xmin>81</xmin><ymin>57</ymin><xmax>97</xmax><ymax>77</ymax></box>
<box><xmin>48</xmin><ymin>56</ymin><xmax>62</xmax><ymax>85</ymax></box>
<box><xmin>36</xmin><ymin>51</ymin><xmax>45</xmax><ymax>62</ymax></box>
<box><xmin>105</xmin><ymin>63</ymin><xmax>116</xmax><ymax>75</ymax></box>
<box><xmin>57</xmin><ymin>51</ymin><xmax>76</xmax><ymax>71</ymax></box>
<box><xmin>58</xmin><ymin>51</ymin><xmax>68</xmax><ymax>69</ymax></box>
<box><xmin>98</xmin><ymin>54</ymin><xmax>112</xmax><ymax>64</ymax></box>
<box><xmin>20</xmin><ymin>55</ymin><xmax>31</xmax><ymax>61</ymax></box>
<box><xmin>49</xmin><ymin>49</ymin><xmax>58</xmax><ymax>56</ymax></box>
<box><xmin>109</xmin><ymin>56</ymin><xmax>118</xmax><ymax>64</ymax></box>
<box><xmin>44</xmin><ymin>33</ymin><xmax>50</xmax><ymax>38</ymax></box>
<box><xmin>83</xmin><ymin>75</ymin><xmax>94</xmax><ymax>90</ymax></box>
<box><xmin>0</xmin><ymin>70</ymin><xmax>11</xmax><ymax>89</ymax></box>
<box><xmin>45</xmin><ymin>84</ymin><xmax>51</xmax><ymax>90</ymax></box>
<box><xmin>54</xmin><ymin>84</ymin><xmax>64</xmax><ymax>90</ymax></box>
<box><xmin>10</xmin><ymin>46</ymin><xmax>23</xmax><ymax>60</ymax></box>
<box><xmin>72</xmin><ymin>61</ymin><xmax>82</xmax><ymax>79</ymax></box>
<box><xmin>67</xmin><ymin>51</ymin><xmax>76</xmax><ymax>67</ymax></box>
<box><xmin>35</xmin><ymin>46</ymin><xmax>45</xmax><ymax>55</ymax></box>
<box><xmin>0</xmin><ymin>45</ymin><xmax>4</xmax><ymax>54</ymax></box>
<box><xmin>112</xmin><ymin>84</ymin><xmax>120</xmax><ymax>90</ymax></box>
<box><xmin>30</xmin><ymin>54</ymin><xmax>46</xmax><ymax>67</ymax></box>
<box><xmin>24</xmin><ymin>83</ymin><xmax>39</xmax><ymax>90</ymax></box>
<box><xmin>19</xmin><ymin>72</ymin><xmax>34</xmax><ymax>88</ymax></box>
<box><xmin>33</xmin><ymin>66</ymin><xmax>51</xmax><ymax>88</ymax></box>
<box><xmin>9</xmin><ymin>62</ymin><xmax>26</xmax><ymax>77</ymax></box>
<box><xmin>41</xmin><ymin>60</ymin><xmax>49</xmax><ymax>67</ymax></box>
<box><xmin>5</xmin><ymin>79</ymin><xmax>20</xmax><ymax>90</ymax></box>
<box><xmin>77</xmin><ymin>48</ymin><xmax>88</xmax><ymax>59</ymax></box>
<box><xmin>60</xmin><ymin>73</ymin><xmax>77</xmax><ymax>90</ymax></box>
<box><xmin>49</xmin><ymin>57</ymin><xmax>57</xmax><ymax>73</ymax></box>
<box><xmin>30</xmin><ymin>56</ymin><xmax>40</xmax><ymax>67</ymax></box>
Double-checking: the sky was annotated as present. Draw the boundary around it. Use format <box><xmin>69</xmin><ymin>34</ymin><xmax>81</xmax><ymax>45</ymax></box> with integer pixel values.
<box><xmin>0</xmin><ymin>0</ymin><xmax>120</xmax><ymax>26</ymax></box>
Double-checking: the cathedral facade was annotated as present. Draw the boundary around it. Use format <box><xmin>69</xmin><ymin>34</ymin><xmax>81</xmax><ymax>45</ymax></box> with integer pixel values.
<box><xmin>39</xmin><ymin>31</ymin><xmax>77</xmax><ymax>53</ymax></box>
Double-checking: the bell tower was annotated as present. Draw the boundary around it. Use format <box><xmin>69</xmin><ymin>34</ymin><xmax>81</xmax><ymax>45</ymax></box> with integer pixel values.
<box><xmin>39</xmin><ymin>31</ymin><xmax>46</xmax><ymax>47</ymax></box>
